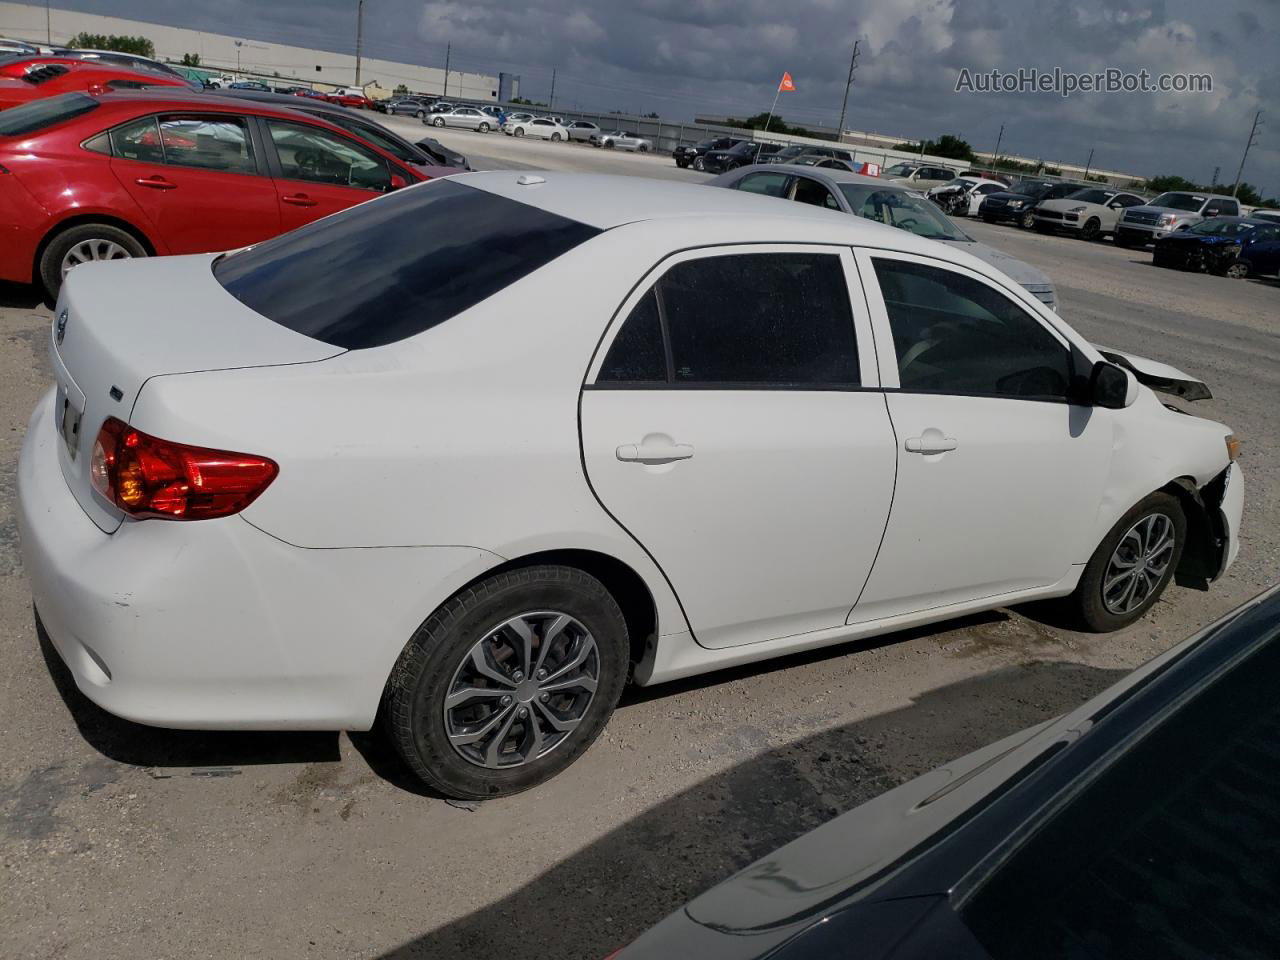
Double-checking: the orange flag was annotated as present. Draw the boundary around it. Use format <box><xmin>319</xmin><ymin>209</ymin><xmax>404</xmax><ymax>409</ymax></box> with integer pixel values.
<box><xmin>778</xmin><ymin>72</ymin><xmax>796</xmax><ymax>92</ymax></box>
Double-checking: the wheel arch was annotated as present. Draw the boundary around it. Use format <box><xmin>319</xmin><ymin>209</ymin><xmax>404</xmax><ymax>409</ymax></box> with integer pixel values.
<box><xmin>1162</xmin><ymin>475</ymin><xmax>1227</xmax><ymax>589</ymax></box>
<box><xmin>34</xmin><ymin>213</ymin><xmax>156</xmax><ymax>282</ymax></box>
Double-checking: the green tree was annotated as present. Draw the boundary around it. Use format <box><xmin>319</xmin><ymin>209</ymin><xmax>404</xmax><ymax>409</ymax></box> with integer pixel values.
<box><xmin>892</xmin><ymin>133</ymin><xmax>975</xmax><ymax>161</ymax></box>
<box><xmin>727</xmin><ymin>113</ymin><xmax>824</xmax><ymax>139</ymax></box>
<box><xmin>67</xmin><ymin>32</ymin><xmax>155</xmax><ymax>58</ymax></box>
<box><xmin>393</xmin><ymin>83</ymin><xmax>409</xmax><ymax>95</ymax></box>
<box><xmin>1147</xmin><ymin>175</ymin><xmax>1199</xmax><ymax>193</ymax></box>
<box><xmin>180</xmin><ymin>52</ymin><xmax>200</xmax><ymax>67</ymax></box>
<box><xmin>1146</xmin><ymin>175</ymin><xmax>1265</xmax><ymax>206</ymax></box>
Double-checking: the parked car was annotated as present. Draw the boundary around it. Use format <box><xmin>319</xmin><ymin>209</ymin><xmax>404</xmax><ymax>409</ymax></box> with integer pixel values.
<box><xmin>766</xmin><ymin>143</ymin><xmax>857</xmax><ymax>166</ymax></box>
<box><xmin>884</xmin><ymin>161</ymin><xmax>958</xmax><ymax>190</ymax></box>
<box><xmin>228</xmin><ymin>79</ymin><xmax>270</xmax><ymax>92</ymax></box>
<box><xmin>711</xmin><ymin>164</ymin><xmax>1061</xmax><ymax>310</ymax></box>
<box><xmin>20</xmin><ymin>172</ymin><xmax>1241</xmax><ymax>800</ymax></box>
<box><xmin>208</xmin><ymin>87</ymin><xmax>470</xmax><ymax>173</ymax></box>
<box><xmin>672</xmin><ymin>136</ymin><xmax>742</xmax><ymax>170</ymax></box>
<box><xmin>591</xmin><ymin>129</ymin><xmax>652</xmax><ymax>152</ymax></box>
<box><xmin>699</xmin><ymin>140</ymin><xmax>783</xmax><ymax>173</ymax></box>
<box><xmin>501</xmin><ymin>111</ymin><xmax>533</xmax><ymax>127</ymax></box>
<box><xmin>203</xmin><ymin>73</ymin><xmax>238</xmax><ymax>89</ymax></box>
<box><xmin>0</xmin><ymin>56</ymin><xmax>190</xmax><ymax>109</ymax></box>
<box><xmin>0</xmin><ymin>90</ymin><xmax>433</xmax><ymax>297</ymax></box>
<box><xmin>565</xmin><ymin>119</ymin><xmax>600</xmax><ymax>142</ymax></box>
<box><xmin>505</xmin><ymin>116</ymin><xmax>567</xmax><ymax>140</ymax></box>
<box><xmin>426</xmin><ymin>100</ymin><xmax>455</xmax><ymax>114</ymax></box>
<box><xmin>784</xmin><ymin>153</ymin><xmax>857</xmax><ymax>171</ymax></box>
<box><xmin>427</xmin><ymin>105</ymin><xmax>497</xmax><ymax>132</ymax></box>
<box><xmin>1033</xmin><ymin>187</ymin><xmax>1148</xmax><ymax>240</ymax></box>
<box><xmin>47</xmin><ymin>48</ymin><xmax>197</xmax><ymax>87</ymax></box>
<box><xmin>1115</xmin><ymin>191</ymin><xmax>1242</xmax><ymax>247</ymax></box>
<box><xmin>978</xmin><ymin>180</ymin><xmax>1089</xmax><ymax>229</ymax></box>
<box><xmin>926</xmin><ymin>175</ymin><xmax>1008</xmax><ymax>217</ymax></box>
<box><xmin>615</xmin><ymin>584</ymin><xmax>1275</xmax><ymax>959</ymax></box>
<box><xmin>326</xmin><ymin>91</ymin><xmax>375</xmax><ymax>110</ymax></box>
<box><xmin>1251</xmin><ymin>209</ymin><xmax>1280</xmax><ymax>225</ymax></box>
<box><xmin>382</xmin><ymin>96</ymin><xmax>430</xmax><ymax>117</ymax></box>
<box><xmin>1153</xmin><ymin>217</ymin><xmax>1280</xmax><ymax>278</ymax></box>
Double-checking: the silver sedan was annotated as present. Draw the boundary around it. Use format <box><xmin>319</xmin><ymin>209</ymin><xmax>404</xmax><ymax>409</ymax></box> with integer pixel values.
<box><xmin>427</xmin><ymin>107</ymin><xmax>497</xmax><ymax>133</ymax></box>
<box><xmin>591</xmin><ymin>130</ymin><xmax>653</xmax><ymax>152</ymax></box>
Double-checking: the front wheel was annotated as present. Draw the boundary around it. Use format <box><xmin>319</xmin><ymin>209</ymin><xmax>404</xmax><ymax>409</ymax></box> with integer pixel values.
<box><xmin>1223</xmin><ymin>260</ymin><xmax>1250</xmax><ymax>279</ymax></box>
<box><xmin>384</xmin><ymin>566</ymin><xmax>629</xmax><ymax>799</ymax></box>
<box><xmin>433</xmin><ymin>116</ymin><xmax>445</xmax><ymax>127</ymax></box>
<box><xmin>1080</xmin><ymin>217</ymin><xmax>1101</xmax><ymax>241</ymax></box>
<box><xmin>478</xmin><ymin>121</ymin><xmax>490</xmax><ymax>133</ymax></box>
<box><xmin>1019</xmin><ymin>210</ymin><xmax>1036</xmax><ymax>229</ymax></box>
<box><xmin>693</xmin><ymin>156</ymin><xmax>705</xmax><ymax>171</ymax></box>
<box><xmin>551</xmin><ymin>132</ymin><xmax>562</xmax><ymax>142</ymax></box>
<box><xmin>416</xmin><ymin>110</ymin><xmax>425</xmax><ymax>119</ymax></box>
<box><xmin>514</xmin><ymin>127</ymin><xmax>525</xmax><ymax>138</ymax></box>
<box><xmin>1071</xmin><ymin>492</ymin><xmax>1186</xmax><ymax>632</ymax></box>
<box><xmin>638</xmin><ymin>143</ymin><xmax>650</xmax><ymax>153</ymax></box>
<box><xmin>604</xmin><ymin>139</ymin><xmax>615</xmax><ymax>149</ymax></box>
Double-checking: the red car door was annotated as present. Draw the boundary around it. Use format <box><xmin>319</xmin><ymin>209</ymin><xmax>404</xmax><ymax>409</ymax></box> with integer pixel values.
<box><xmin>261</xmin><ymin>118</ymin><xmax>404</xmax><ymax>231</ymax></box>
<box><xmin>107</xmin><ymin>113</ymin><xmax>281</xmax><ymax>254</ymax></box>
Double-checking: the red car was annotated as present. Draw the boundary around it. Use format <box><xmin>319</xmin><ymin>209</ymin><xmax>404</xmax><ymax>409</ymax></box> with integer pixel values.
<box><xmin>0</xmin><ymin>57</ymin><xmax>189</xmax><ymax>110</ymax></box>
<box><xmin>0</xmin><ymin>90</ymin><xmax>436</xmax><ymax>297</ymax></box>
<box><xmin>327</xmin><ymin>92</ymin><xmax>376</xmax><ymax>110</ymax></box>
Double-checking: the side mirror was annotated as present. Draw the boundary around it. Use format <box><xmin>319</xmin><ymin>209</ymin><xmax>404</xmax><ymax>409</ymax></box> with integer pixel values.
<box><xmin>389</xmin><ymin>173</ymin><xmax>408</xmax><ymax>190</ymax></box>
<box><xmin>1090</xmin><ymin>361</ymin><xmax>1130</xmax><ymax>409</ymax></box>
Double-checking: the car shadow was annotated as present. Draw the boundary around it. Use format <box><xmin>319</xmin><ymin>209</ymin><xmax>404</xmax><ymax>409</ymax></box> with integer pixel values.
<box><xmin>0</xmin><ymin>281</ymin><xmax>46</xmax><ymax>310</ymax></box>
<box><xmin>37</xmin><ymin>617</ymin><xmax>340</xmax><ymax>769</ymax></box>
<box><xmin>371</xmin><ymin>658</ymin><xmax>1128</xmax><ymax>959</ymax></box>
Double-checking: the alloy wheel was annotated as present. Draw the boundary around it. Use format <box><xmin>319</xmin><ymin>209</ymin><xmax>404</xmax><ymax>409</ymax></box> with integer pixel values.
<box><xmin>1225</xmin><ymin>261</ymin><xmax>1250</xmax><ymax>279</ymax></box>
<box><xmin>1101</xmin><ymin>513</ymin><xmax>1175</xmax><ymax>615</ymax></box>
<box><xmin>60</xmin><ymin>239</ymin><xmax>132</xmax><ymax>278</ymax></box>
<box><xmin>443</xmin><ymin>611</ymin><xmax>600</xmax><ymax>769</ymax></box>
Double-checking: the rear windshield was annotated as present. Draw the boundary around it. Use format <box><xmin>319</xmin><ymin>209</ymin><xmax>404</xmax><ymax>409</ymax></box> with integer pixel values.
<box><xmin>214</xmin><ymin>179</ymin><xmax>600</xmax><ymax>349</ymax></box>
<box><xmin>0</xmin><ymin>92</ymin><xmax>98</xmax><ymax>135</ymax></box>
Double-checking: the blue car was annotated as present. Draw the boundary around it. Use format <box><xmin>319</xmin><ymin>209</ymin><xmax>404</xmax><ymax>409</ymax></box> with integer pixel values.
<box><xmin>1152</xmin><ymin>216</ymin><xmax>1280</xmax><ymax>278</ymax></box>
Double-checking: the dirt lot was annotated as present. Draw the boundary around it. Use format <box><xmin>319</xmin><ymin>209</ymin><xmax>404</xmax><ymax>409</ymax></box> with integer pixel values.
<box><xmin>2</xmin><ymin>137</ymin><xmax>1277</xmax><ymax>959</ymax></box>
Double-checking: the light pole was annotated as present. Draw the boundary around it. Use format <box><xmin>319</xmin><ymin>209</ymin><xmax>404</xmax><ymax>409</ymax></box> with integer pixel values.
<box><xmin>234</xmin><ymin>40</ymin><xmax>242</xmax><ymax>76</ymax></box>
<box><xmin>1232</xmin><ymin>110</ymin><xmax>1263</xmax><ymax>198</ymax></box>
<box><xmin>835</xmin><ymin>39</ymin><xmax>859</xmax><ymax>142</ymax></box>
<box><xmin>354</xmin><ymin>0</ymin><xmax>364</xmax><ymax>86</ymax></box>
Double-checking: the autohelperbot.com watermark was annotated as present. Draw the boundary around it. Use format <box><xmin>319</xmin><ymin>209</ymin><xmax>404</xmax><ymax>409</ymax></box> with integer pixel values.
<box><xmin>955</xmin><ymin>67</ymin><xmax>1212</xmax><ymax>98</ymax></box>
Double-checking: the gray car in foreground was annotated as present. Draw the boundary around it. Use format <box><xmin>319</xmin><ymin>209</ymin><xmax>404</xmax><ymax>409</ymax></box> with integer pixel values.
<box><xmin>710</xmin><ymin>165</ymin><xmax>1058</xmax><ymax>310</ymax></box>
<box><xmin>617</xmin><ymin>584</ymin><xmax>1280</xmax><ymax>959</ymax></box>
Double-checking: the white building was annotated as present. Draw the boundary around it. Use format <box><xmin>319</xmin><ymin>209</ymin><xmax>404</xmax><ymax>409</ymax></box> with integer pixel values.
<box><xmin>0</xmin><ymin>2</ymin><xmax>498</xmax><ymax>100</ymax></box>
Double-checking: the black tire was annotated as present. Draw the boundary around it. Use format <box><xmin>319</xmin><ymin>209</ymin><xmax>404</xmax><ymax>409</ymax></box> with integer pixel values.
<box><xmin>415</xmin><ymin>109</ymin><xmax>425</xmax><ymax>119</ymax></box>
<box><xmin>514</xmin><ymin>127</ymin><xmax>525</xmax><ymax>138</ymax></box>
<box><xmin>433</xmin><ymin>116</ymin><xmax>445</xmax><ymax>127</ymax></box>
<box><xmin>551</xmin><ymin>132</ymin><xmax>562</xmax><ymax>142</ymax></box>
<box><xmin>1071</xmin><ymin>492</ymin><xmax>1186</xmax><ymax>632</ymax></box>
<box><xmin>693</xmin><ymin>156</ymin><xmax>705</xmax><ymax>171</ymax></box>
<box><xmin>38</xmin><ymin>223</ymin><xmax>146</xmax><ymax>300</ymax></box>
<box><xmin>676</xmin><ymin>159</ymin><xmax>689</xmax><ymax>168</ymax></box>
<box><xmin>604</xmin><ymin>139</ymin><xmax>615</xmax><ymax>149</ymax></box>
<box><xmin>638</xmin><ymin>143</ymin><xmax>649</xmax><ymax>153</ymax></box>
<box><xmin>384</xmin><ymin>565</ymin><xmax>629</xmax><ymax>799</ymax></box>
<box><xmin>1223</xmin><ymin>260</ymin><xmax>1251</xmax><ymax>279</ymax></box>
<box><xmin>478</xmin><ymin>121</ymin><xmax>490</xmax><ymax>133</ymax></box>
<box><xmin>1019</xmin><ymin>210</ymin><xmax>1036</xmax><ymax>229</ymax></box>
<box><xmin>1081</xmin><ymin>217</ymin><xmax>1101</xmax><ymax>241</ymax></box>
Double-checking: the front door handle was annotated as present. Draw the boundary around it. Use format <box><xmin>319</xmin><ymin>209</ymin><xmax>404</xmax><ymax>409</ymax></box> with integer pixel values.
<box><xmin>134</xmin><ymin>176</ymin><xmax>176</xmax><ymax>189</ymax></box>
<box><xmin>616</xmin><ymin>437</ymin><xmax>694</xmax><ymax>465</ymax></box>
<box><xmin>904</xmin><ymin>429</ymin><xmax>957</xmax><ymax>454</ymax></box>
<box><xmin>281</xmin><ymin>193</ymin><xmax>318</xmax><ymax>207</ymax></box>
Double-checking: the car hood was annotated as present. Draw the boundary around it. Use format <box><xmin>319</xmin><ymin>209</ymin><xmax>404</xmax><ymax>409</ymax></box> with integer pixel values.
<box><xmin>1094</xmin><ymin>346</ymin><xmax>1212</xmax><ymax>400</ymax></box>
<box><xmin>1124</xmin><ymin>204</ymin><xmax>1196</xmax><ymax>218</ymax></box>
<box><xmin>950</xmin><ymin>239</ymin><xmax>1052</xmax><ymax>289</ymax></box>
<box><xmin>1038</xmin><ymin>198</ymin><xmax>1101</xmax><ymax>213</ymax></box>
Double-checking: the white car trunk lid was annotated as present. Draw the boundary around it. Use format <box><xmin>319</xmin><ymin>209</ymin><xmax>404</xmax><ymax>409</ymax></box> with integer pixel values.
<box><xmin>51</xmin><ymin>255</ymin><xmax>343</xmax><ymax>533</ymax></box>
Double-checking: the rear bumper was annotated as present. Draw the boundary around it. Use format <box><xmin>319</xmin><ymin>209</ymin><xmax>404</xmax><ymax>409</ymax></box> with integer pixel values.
<box><xmin>18</xmin><ymin>389</ymin><xmax>500</xmax><ymax>731</ymax></box>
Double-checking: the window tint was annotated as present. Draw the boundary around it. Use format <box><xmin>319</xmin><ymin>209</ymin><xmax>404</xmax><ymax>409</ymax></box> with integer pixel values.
<box><xmin>0</xmin><ymin>92</ymin><xmax>99</xmax><ymax>136</ymax></box>
<box><xmin>111</xmin><ymin>116</ymin><xmax>164</xmax><ymax>163</ymax></box>
<box><xmin>658</xmin><ymin>252</ymin><xmax>857</xmax><ymax>385</ymax></box>
<box><xmin>214</xmin><ymin>179</ymin><xmax>600</xmax><ymax>349</ymax></box>
<box><xmin>737</xmin><ymin>172</ymin><xmax>790</xmax><ymax>197</ymax></box>
<box><xmin>158</xmin><ymin>115</ymin><xmax>255</xmax><ymax>173</ymax></box>
<box><xmin>873</xmin><ymin>258</ymin><xmax>1071</xmax><ymax>400</ymax></box>
<box><xmin>962</xmin><ymin>629</ymin><xmax>1280</xmax><ymax>960</ymax></box>
<box><xmin>266</xmin><ymin>119</ymin><xmax>389</xmax><ymax>191</ymax></box>
<box><xmin>792</xmin><ymin>177</ymin><xmax>840</xmax><ymax>210</ymax></box>
<box><xmin>598</xmin><ymin>289</ymin><xmax>666</xmax><ymax>383</ymax></box>
<box><xmin>82</xmin><ymin>130</ymin><xmax>111</xmax><ymax>155</ymax></box>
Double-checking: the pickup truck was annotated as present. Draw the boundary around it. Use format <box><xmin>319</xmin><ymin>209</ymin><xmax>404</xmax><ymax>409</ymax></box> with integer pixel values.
<box><xmin>1115</xmin><ymin>191</ymin><xmax>1241</xmax><ymax>247</ymax></box>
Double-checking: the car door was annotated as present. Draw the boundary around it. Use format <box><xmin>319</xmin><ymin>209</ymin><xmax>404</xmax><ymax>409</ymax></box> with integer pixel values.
<box><xmin>260</xmin><ymin>117</ymin><xmax>398</xmax><ymax>231</ymax></box>
<box><xmin>1244</xmin><ymin>225</ymin><xmax>1280</xmax><ymax>275</ymax></box>
<box><xmin>580</xmin><ymin>246</ymin><xmax>896</xmax><ymax>649</ymax></box>
<box><xmin>968</xmin><ymin>182</ymin><xmax>1002</xmax><ymax>214</ymax></box>
<box><xmin>850</xmin><ymin>250</ymin><xmax>1113</xmax><ymax>622</ymax></box>
<box><xmin>107</xmin><ymin>112</ymin><xmax>280</xmax><ymax>255</ymax></box>
<box><xmin>1202</xmin><ymin>198</ymin><xmax>1236</xmax><ymax>219</ymax></box>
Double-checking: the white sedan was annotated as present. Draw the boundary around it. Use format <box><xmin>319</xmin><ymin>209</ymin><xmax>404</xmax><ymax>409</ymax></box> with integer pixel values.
<box><xmin>426</xmin><ymin>106</ymin><xmax>497</xmax><ymax>133</ymax></box>
<box><xmin>505</xmin><ymin>117</ymin><xmax>567</xmax><ymax>141</ymax></box>
<box><xmin>591</xmin><ymin>130</ymin><xmax>653</xmax><ymax>152</ymax></box>
<box><xmin>20</xmin><ymin>173</ymin><xmax>1243</xmax><ymax>800</ymax></box>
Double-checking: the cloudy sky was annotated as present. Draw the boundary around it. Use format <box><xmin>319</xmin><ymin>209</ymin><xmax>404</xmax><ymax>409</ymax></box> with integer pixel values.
<box><xmin>49</xmin><ymin>0</ymin><xmax>1280</xmax><ymax>186</ymax></box>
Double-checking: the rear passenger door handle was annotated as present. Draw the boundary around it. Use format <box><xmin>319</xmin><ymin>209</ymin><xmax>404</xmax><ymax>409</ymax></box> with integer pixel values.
<box><xmin>281</xmin><ymin>194</ymin><xmax>318</xmax><ymax>207</ymax></box>
<box><xmin>617</xmin><ymin>439</ymin><xmax>694</xmax><ymax>465</ymax></box>
<box><xmin>134</xmin><ymin>176</ymin><xmax>176</xmax><ymax>190</ymax></box>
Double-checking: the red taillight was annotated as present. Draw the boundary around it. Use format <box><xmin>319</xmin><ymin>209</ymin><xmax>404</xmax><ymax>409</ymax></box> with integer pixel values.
<box><xmin>90</xmin><ymin>417</ymin><xmax>277</xmax><ymax>521</ymax></box>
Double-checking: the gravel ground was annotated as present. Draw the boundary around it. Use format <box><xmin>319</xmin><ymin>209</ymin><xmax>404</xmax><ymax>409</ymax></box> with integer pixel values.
<box><xmin>1</xmin><ymin>127</ymin><xmax>1276</xmax><ymax>959</ymax></box>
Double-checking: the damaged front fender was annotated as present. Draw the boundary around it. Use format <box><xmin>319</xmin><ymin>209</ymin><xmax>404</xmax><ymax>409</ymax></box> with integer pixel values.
<box><xmin>1095</xmin><ymin>346</ymin><xmax>1212</xmax><ymax>401</ymax></box>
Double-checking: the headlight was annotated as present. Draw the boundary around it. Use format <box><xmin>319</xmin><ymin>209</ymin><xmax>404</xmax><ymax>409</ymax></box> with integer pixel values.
<box><xmin>1158</xmin><ymin>214</ymin><xmax>1176</xmax><ymax>226</ymax></box>
<box><xmin>1068</xmin><ymin>206</ymin><xmax>1087</xmax><ymax>213</ymax></box>
<box><xmin>1008</xmin><ymin>200</ymin><xmax>1024</xmax><ymax>208</ymax></box>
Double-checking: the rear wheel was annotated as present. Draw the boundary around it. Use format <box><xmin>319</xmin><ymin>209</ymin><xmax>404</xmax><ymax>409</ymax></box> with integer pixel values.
<box><xmin>39</xmin><ymin>223</ymin><xmax>146</xmax><ymax>300</ymax></box>
<box><xmin>433</xmin><ymin>116</ymin><xmax>445</xmax><ymax>127</ymax></box>
<box><xmin>1071</xmin><ymin>492</ymin><xmax>1185</xmax><ymax>632</ymax></box>
<box><xmin>514</xmin><ymin>127</ymin><xmax>525</xmax><ymax>138</ymax></box>
<box><xmin>604</xmin><ymin>139</ymin><xmax>615</xmax><ymax>149</ymax></box>
<box><xmin>415</xmin><ymin>110</ymin><xmax>425</xmax><ymax>119</ymax></box>
<box><xmin>551</xmin><ymin>132</ymin><xmax>562</xmax><ymax>142</ymax></box>
<box><xmin>1223</xmin><ymin>260</ymin><xmax>1250</xmax><ymax>279</ymax></box>
<box><xmin>478</xmin><ymin>121</ymin><xmax>490</xmax><ymax>133</ymax></box>
<box><xmin>1080</xmin><ymin>217</ymin><xmax>1101</xmax><ymax>241</ymax></box>
<box><xmin>638</xmin><ymin>143</ymin><xmax>650</xmax><ymax>153</ymax></box>
<box><xmin>384</xmin><ymin>566</ymin><xmax>629</xmax><ymax>799</ymax></box>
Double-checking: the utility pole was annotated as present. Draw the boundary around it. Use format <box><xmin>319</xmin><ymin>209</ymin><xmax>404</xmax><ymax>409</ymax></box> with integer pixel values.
<box><xmin>991</xmin><ymin>122</ymin><xmax>1004</xmax><ymax>169</ymax></box>
<box><xmin>1082</xmin><ymin>147</ymin><xmax>1094</xmax><ymax>180</ymax></box>
<box><xmin>549</xmin><ymin>68</ymin><xmax>557</xmax><ymax>111</ymax></box>
<box><xmin>234</xmin><ymin>40</ymin><xmax>242</xmax><ymax>76</ymax></box>
<box><xmin>45</xmin><ymin>0</ymin><xmax>51</xmax><ymax>44</ymax></box>
<box><xmin>1232</xmin><ymin>110</ymin><xmax>1262</xmax><ymax>197</ymax></box>
<box><xmin>835</xmin><ymin>39</ymin><xmax>859</xmax><ymax>142</ymax></box>
<box><xmin>1211</xmin><ymin>165</ymin><xmax>1220</xmax><ymax>188</ymax></box>
<box><xmin>442</xmin><ymin>42</ymin><xmax>450</xmax><ymax>97</ymax></box>
<box><xmin>354</xmin><ymin>0</ymin><xmax>364</xmax><ymax>86</ymax></box>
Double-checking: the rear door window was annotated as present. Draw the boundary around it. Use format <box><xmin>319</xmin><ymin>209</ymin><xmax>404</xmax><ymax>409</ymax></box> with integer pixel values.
<box><xmin>111</xmin><ymin>115</ymin><xmax>164</xmax><ymax>163</ymax></box>
<box><xmin>214</xmin><ymin>179</ymin><xmax>600</xmax><ymax>349</ymax></box>
<box><xmin>736</xmin><ymin>171</ymin><xmax>791</xmax><ymax>197</ymax></box>
<box><xmin>157</xmin><ymin>115</ymin><xmax>255</xmax><ymax>174</ymax></box>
